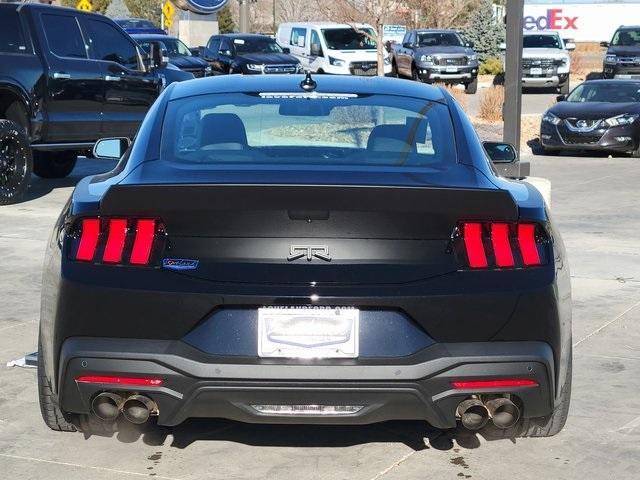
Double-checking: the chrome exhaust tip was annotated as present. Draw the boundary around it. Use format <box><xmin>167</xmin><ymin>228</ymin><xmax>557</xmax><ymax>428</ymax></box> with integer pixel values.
<box><xmin>457</xmin><ymin>398</ymin><xmax>490</xmax><ymax>430</ymax></box>
<box><xmin>486</xmin><ymin>398</ymin><xmax>521</xmax><ymax>429</ymax></box>
<box><xmin>91</xmin><ymin>392</ymin><xmax>124</xmax><ymax>421</ymax></box>
<box><xmin>121</xmin><ymin>394</ymin><xmax>157</xmax><ymax>425</ymax></box>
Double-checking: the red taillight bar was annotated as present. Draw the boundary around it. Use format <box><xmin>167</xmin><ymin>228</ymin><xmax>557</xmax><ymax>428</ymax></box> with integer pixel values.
<box><xmin>75</xmin><ymin>218</ymin><xmax>101</xmax><ymax>261</ymax></box>
<box><xmin>462</xmin><ymin>223</ymin><xmax>488</xmax><ymax>268</ymax></box>
<box><xmin>102</xmin><ymin>219</ymin><xmax>128</xmax><ymax>263</ymax></box>
<box><xmin>130</xmin><ymin>219</ymin><xmax>156</xmax><ymax>265</ymax></box>
<box><xmin>460</xmin><ymin>221</ymin><xmax>544</xmax><ymax>269</ymax></box>
<box><xmin>76</xmin><ymin>375</ymin><xmax>164</xmax><ymax>387</ymax></box>
<box><xmin>452</xmin><ymin>379</ymin><xmax>539</xmax><ymax>389</ymax></box>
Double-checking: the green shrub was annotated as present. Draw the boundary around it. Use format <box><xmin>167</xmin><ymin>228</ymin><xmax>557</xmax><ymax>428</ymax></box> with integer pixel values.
<box><xmin>479</xmin><ymin>57</ymin><xmax>504</xmax><ymax>76</ymax></box>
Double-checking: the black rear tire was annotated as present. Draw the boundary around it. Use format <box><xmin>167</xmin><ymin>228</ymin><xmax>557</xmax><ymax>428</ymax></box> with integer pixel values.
<box><xmin>33</xmin><ymin>150</ymin><xmax>77</xmax><ymax>178</ymax></box>
<box><xmin>465</xmin><ymin>77</ymin><xmax>478</xmax><ymax>94</ymax></box>
<box><xmin>411</xmin><ymin>64</ymin><xmax>419</xmax><ymax>82</ymax></box>
<box><xmin>37</xmin><ymin>338</ymin><xmax>77</xmax><ymax>432</ymax></box>
<box><xmin>0</xmin><ymin>119</ymin><xmax>32</xmax><ymax>205</ymax></box>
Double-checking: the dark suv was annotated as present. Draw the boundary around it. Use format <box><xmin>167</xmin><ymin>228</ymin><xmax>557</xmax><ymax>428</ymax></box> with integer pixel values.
<box><xmin>195</xmin><ymin>34</ymin><xmax>302</xmax><ymax>75</ymax></box>
<box><xmin>602</xmin><ymin>26</ymin><xmax>640</xmax><ymax>79</ymax></box>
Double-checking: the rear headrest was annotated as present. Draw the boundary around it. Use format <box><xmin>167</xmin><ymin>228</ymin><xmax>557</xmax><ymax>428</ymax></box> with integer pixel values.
<box><xmin>200</xmin><ymin>113</ymin><xmax>248</xmax><ymax>148</ymax></box>
<box><xmin>367</xmin><ymin>124</ymin><xmax>418</xmax><ymax>153</ymax></box>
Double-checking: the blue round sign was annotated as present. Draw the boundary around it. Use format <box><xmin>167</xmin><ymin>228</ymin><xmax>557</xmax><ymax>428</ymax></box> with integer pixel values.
<box><xmin>173</xmin><ymin>0</ymin><xmax>229</xmax><ymax>15</ymax></box>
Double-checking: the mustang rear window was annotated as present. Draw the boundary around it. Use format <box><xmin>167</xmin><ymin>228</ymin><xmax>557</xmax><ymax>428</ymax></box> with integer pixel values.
<box><xmin>161</xmin><ymin>92</ymin><xmax>457</xmax><ymax>168</ymax></box>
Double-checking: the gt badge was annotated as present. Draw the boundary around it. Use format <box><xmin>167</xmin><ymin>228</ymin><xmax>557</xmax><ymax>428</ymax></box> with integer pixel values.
<box><xmin>287</xmin><ymin>245</ymin><xmax>331</xmax><ymax>262</ymax></box>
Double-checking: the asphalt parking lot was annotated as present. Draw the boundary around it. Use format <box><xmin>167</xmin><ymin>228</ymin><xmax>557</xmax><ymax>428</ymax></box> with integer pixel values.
<box><xmin>1</xmin><ymin>153</ymin><xmax>639</xmax><ymax>480</ymax></box>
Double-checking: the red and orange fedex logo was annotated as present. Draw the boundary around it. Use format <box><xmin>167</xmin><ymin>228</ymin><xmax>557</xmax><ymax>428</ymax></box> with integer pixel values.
<box><xmin>524</xmin><ymin>9</ymin><xmax>578</xmax><ymax>31</ymax></box>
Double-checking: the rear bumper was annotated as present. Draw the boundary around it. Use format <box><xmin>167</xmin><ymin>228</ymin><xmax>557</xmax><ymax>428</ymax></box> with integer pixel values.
<box><xmin>59</xmin><ymin>338</ymin><xmax>555</xmax><ymax>428</ymax></box>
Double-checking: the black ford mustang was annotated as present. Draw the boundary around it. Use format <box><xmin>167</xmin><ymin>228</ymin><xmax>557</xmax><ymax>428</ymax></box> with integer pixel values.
<box><xmin>38</xmin><ymin>74</ymin><xmax>572</xmax><ymax>438</ymax></box>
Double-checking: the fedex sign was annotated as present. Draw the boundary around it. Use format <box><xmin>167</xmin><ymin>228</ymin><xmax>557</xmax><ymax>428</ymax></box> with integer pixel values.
<box><xmin>524</xmin><ymin>9</ymin><xmax>578</xmax><ymax>31</ymax></box>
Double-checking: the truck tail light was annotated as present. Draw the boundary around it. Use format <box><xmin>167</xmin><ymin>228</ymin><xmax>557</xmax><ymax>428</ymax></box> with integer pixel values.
<box><xmin>72</xmin><ymin>217</ymin><xmax>162</xmax><ymax>266</ymax></box>
<box><xmin>460</xmin><ymin>222</ymin><xmax>546</xmax><ymax>269</ymax></box>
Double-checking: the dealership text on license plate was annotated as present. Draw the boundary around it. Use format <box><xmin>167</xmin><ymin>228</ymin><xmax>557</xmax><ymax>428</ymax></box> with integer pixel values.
<box><xmin>258</xmin><ymin>307</ymin><xmax>359</xmax><ymax>358</ymax></box>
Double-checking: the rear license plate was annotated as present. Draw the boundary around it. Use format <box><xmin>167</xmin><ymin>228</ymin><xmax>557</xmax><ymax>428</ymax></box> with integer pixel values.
<box><xmin>529</xmin><ymin>67</ymin><xmax>543</xmax><ymax>75</ymax></box>
<box><xmin>258</xmin><ymin>307</ymin><xmax>359</xmax><ymax>359</ymax></box>
<box><xmin>445</xmin><ymin>66</ymin><xmax>458</xmax><ymax>73</ymax></box>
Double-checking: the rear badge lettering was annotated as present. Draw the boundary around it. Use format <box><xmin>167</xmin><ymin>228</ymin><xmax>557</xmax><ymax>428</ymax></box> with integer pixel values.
<box><xmin>162</xmin><ymin>258</ymin><xmax>199</xmax><ymax>271</ymax></box>
<box><xmin>287</xmin><ymin>245</ymin><xmax>331</xmax><ymax>262</ymax></box>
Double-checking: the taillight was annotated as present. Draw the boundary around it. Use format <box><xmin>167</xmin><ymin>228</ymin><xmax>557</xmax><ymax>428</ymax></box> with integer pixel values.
<box><xmin>451</xmin><ymin>379</ymin><xmax>539</xmax><ymax>389</ymax></box>
<box><xmin>76</xmin><ymin>375</ymin><xmax>164</xmax><ymax>387</ymax></box>
<box><xmin>72</xmin><ymin>217</ymin><xmax>162</xmax><ymax>266</ymax></box>
<box><xmin>459</xmin><ymin>221</ymin><xmax>546</xmax><ymax>269</ymax></box>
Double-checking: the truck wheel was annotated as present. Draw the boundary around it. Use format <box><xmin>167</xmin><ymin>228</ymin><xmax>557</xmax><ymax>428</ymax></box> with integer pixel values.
<box><xmin>411</xmin><ymin>65</ymin><xmax>420</xmax><ymax>82</ymax></box>
<box><xmin>465</xmin><ymin>77</ymin><xmax>478</xmax><ymax>94</ymax></box>
<box><xmin>37</xmin><ymin>337</ymin><xmax>77</xmax><ymax>432</ymax></box>
<box><xmin>559</xmin><ymin>80</ymin><xmax>570</xmax><ymax>94</ymax></box>
<box><xmin>33</xmin><ymin>151</ymin><xmax>77</xmax><ymax>178</ymax></box>
<box><xmin>391</xmin><ymin>60</ymin><xmax>398</xmax><ymax>77</ymax></box>
<box><xmin>0</xmin><ymin>119</ymin><xmax>32</xmax><ymax>205</ymax></box>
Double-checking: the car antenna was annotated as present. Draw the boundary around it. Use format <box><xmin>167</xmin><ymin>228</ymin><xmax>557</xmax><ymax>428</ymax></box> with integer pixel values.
<box><xmin>300</xmin><ymin>71</ymin><xmax>317</xmax><ymax>92</ymax></box>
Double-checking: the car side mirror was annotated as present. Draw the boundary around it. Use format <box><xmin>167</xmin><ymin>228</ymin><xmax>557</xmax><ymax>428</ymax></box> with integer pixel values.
<box><xmin>466</xmin><ymin>41</ymin><xmax>474</xmax><ymax>48</ymax></box>
<box><xmin>220</xmin><ymin>49</ymin><xmax>232</xmax><ymax>57</ymax></box>
<box><xmin>483</xmin><ymin>141</ymin><xmax>517</xmax><ymax>164</ymax></box>
<box><xmin>190</xmin><ymin>47</ymin><xmax>201</xmax><ymax>57</ymax></box>
<box><xmin>282</xmin><ymin>47</ymin><xmax>291</xmax><ymax>54</ymax></box>
<box><xmin>402</xmin><ymin>42</ymin><xmax>412</xmax><ymax>48</ymax></box>
<box><xmin>499</xmin><ymin>42</ymin><xmax>506</xmax><ymax>51</ymax></box>
<box><xmin>148</xmin><ymin>41</ymin><xmax>168</xmax><ymax>70</ymax></box>
<box><xmin>93</xmin><ymin>137</ymin><xmax>130</xmax><ymax>160</ymax></box>
<box><xmin>600</xmin><ymin>41</ymin><xmax>610</xmax><ymax>48</ymax></box>
<box><xmin>565</xmin><ymin>42</ymin><xmax>576</xmax><ymax>51</ymax></box>
<box><xmin>556</xmin><ymin>94</ymin><xmax>566</xmax><ymax>102</ymax></box>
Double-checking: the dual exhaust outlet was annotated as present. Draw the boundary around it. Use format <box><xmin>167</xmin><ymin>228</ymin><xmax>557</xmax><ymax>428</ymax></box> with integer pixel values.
<box><xmin>457</xmin><ymin>397</ymin><xmax>520</xmax><ymax>430</ymax></box>
<box><xmin>91</xmin><ymin>392</ymin><xmax>158</xmax><ymax>424</ymax></box>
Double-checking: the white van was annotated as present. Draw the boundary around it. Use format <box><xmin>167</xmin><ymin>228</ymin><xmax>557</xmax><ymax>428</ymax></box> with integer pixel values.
<box><xmin>277</xmin><ymin>22</ymin><xmax>392</xmax><ymax>75</ymax></box>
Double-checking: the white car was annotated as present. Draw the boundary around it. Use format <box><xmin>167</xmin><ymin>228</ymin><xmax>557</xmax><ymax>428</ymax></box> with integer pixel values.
<box><xmin>277</xmin><ymin>22</ymin><xmax>392</xmax><ymax>76</ymax></box>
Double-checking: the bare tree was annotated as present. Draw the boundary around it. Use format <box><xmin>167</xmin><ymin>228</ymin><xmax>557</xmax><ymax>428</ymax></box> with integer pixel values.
<box><xmin>276</xmin><ymin>0</ymin><xmax>317</xmax><ymax>24</ymax></box>
<box><xmin>403</xmin><ymin>0</ymin><xmax>480</xmax><ymax>30</ymax></box>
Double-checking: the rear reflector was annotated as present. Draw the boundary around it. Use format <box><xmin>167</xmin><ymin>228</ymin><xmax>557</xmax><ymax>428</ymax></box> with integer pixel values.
<box><xmin>491</xmin><ymin>223</ymin><xmax>515</xmax><ymax>267</ymax></box>
<box><xmin>517</xmin><ymin>223</ymin><xmax>542</xmax><ymax>266</ymax></box>
<box><xmin>452</xmin><ymin>379</ymin><xmax>539</xmax><ymax>389</ymax></box>
<box><xmin>462</xmin><ymin>223</ymin><xmax>488</xmax><ymax>268</ymax></box>
<box><xmin>76</xmin><ymin>375</ymin><xmax>164</xmax><ymax>387</ymax></box>
<box><xmin>130</xmin><ymin>219</ymin><xmax>156</xmax><ymax>265</ymax></box>
<box><xmin>75</xmin><ymin>218</ymin><xmax>101</xmax><ymax>261</ymax></box>
<box><xmin>102</xmin><ymin>219</ymin><xmax>128</xmax><ymax>263</ymax></box>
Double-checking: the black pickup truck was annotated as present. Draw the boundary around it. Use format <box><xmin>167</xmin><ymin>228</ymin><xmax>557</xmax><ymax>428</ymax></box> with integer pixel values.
<box><xmin>0</xmin><ymin>3</ymin><xmax>171</xmax><ymax>205</ymax></box>
<box><xmin>391</xmin><ymin>29</ymin><xmax>479</xmax><ymax>93</ymax></box>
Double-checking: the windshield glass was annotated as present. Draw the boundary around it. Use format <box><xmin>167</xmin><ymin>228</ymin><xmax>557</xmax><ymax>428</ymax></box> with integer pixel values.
<box><xmin>523</xmin><ymin>34</ymin><xmax>561</xmax><ymax>49</ymax></box>
<box><xmin>322</xmin><ymin>28</ymin><xmax>376</xmax><ymax>50</ymax></box>
<box><xmin>232</xmin><ymin>37</ymin><xmax>283</xmax><ymax>54</ymax></box>
<box><xmin>161</xmin><ymin>93</ymin><xmax>456</xmax><ymax>170</ymax></box>
<box><xmin>138</xmin><ymin>38</ymin><xmax>191</xmax><ymax>56</ymax></box>
<box><xmin>567</xmin><ymin>82</ymin><xmax>640</xmax><ymax>102</ymax></box>
<box><xmin>417</xmin><ymin>32</ymin><xmax>463</xmax><ymax>47</ymax></box>
<box><xmin>611</xmin><ymin>29</ymin><xmax>640</xmax><ymax>47</ymax></box>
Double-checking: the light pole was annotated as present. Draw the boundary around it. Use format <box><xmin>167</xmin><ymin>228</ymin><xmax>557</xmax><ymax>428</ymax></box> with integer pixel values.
<box><xmin>239</xmin><ymin>0</ymin><xmax>249</xmax><ymax>33</ymax></box>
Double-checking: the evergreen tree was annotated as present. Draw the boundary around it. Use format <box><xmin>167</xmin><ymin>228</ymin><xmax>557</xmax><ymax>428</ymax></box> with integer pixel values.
<box><xmin>217</xmin><ymin>6</ymin><xmax>235</xmax><ymax>34</ymax></box>
<box><xmin>61</xmin><ymin>0</ymin><xmax>112</xmax><ymax>14</ymax></box>
<box><xmin>465</xmin><ymin>0</ymin><xmax>504</xmax><ymax>63</ymax></box>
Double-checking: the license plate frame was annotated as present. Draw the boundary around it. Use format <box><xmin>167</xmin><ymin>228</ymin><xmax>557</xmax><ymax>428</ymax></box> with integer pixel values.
<box><xmin>529</xmin><ymin>67</ymin><xmax>543</xmax><ymax>75</ymax></box>
<box><xmin>258</xmin><ymin>307</ymin><xmax>359</xmax><ymax>359</ymax></box>
<box><xmin>445</xmin><ymin>66</ymin><xmax>458</xmax><ymax>73</ymax></box>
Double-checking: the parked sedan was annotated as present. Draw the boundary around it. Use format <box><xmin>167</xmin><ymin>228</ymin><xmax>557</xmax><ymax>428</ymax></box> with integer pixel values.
<box><xmin>38</xmin><ymin>74</ymin><xmax>571</xmax><ymax>439</ymax></box>
<box><xmin>198</xmin><ymin>33</ymin><xmax>303</xmax><ymax>75</ymax></box>
<box><xmin>133</xmin><ymin>34</ymin><xmax>212</xmax><ymax>78</ymax></box>
<box><xmin>540</xmin><ymin>80</ymin><xmax>640</xmax><ymax>156</ymax></box>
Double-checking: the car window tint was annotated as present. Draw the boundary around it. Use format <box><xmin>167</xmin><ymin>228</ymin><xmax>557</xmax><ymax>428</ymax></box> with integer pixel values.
<box><xmin>85</xmin><ymin>19</ymin><xmax>138</xmax><ymax>69</ymax></box>
<box><xmin>0</xmin><ymin>11</ymin><xmax>28</xmax><ymax>54</ymax></box>
<box><xmin>220</xmin><ymin>38</ymin><xmax>232</xmax><ymax>53</ymax></box>
<box><xmin>42</xmin><ymin>14</ymin><xmax>86</xmax><ymax>58</ymax></box>
<box><xmin>290</xmin><ymin>28</ymin><xmax>307</xmax><ymax>47</ymax></box>
<box><xmin>208</xmin><ymin>38</ymin><xmax>221</xmax><ymax>52</ymax></box>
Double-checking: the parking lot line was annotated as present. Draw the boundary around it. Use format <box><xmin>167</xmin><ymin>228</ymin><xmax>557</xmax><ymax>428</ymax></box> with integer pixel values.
<box><xmin>0</xmin><ymin>453</ymin><xmax>183</xmax><ymax>480</ymax></box>
<box><xmin>573</xmin><ymin>298</ymin><xmax>640</xmax><ymax>348</ymax></box>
